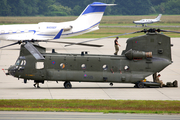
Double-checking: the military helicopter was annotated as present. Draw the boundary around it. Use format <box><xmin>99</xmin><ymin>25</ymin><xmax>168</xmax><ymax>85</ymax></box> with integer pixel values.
<box><xmin>1</xmin><ymin>28</ymin><xmax>178</xmax><ymax>88</ymax></box>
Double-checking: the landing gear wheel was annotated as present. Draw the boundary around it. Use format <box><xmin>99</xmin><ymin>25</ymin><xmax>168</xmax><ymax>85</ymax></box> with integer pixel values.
<box><xmin>173</xmin><ymin>80</ymin><xmax>178</xmax><ymax>87</ymax></box>
<box><xmin>64</xmin><ymin>81</ymin><xmax>72</xmax><ymax>89</ymax></box>
<box><xmin>137</xmin><ymin>82</ymin><xmax>144</xmax><ymax>88</ymax></box>
<box><xmin>110</xmin><ymin>82</ymin><xmax>113</xmax><ymax>86</ymax></box>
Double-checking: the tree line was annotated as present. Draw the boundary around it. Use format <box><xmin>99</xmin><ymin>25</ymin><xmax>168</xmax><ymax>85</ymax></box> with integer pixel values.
<box><xmin>0</xmin><ymin>0</ymin><xmax>180</xmax><ymax>16</ymax></box>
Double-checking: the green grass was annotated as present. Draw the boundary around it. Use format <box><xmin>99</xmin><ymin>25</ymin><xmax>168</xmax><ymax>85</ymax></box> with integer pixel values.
<box><xmin>0</xmin><ymin>99</ymin><xmax>180</xmax><ymax>114</ymax></box>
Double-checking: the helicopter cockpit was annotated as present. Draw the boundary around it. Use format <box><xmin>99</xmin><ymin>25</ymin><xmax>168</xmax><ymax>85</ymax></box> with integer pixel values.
<box><xmin>8</xmin><ymin>56</ymin><xmax>26</xmax><ymax>76</ymax></box>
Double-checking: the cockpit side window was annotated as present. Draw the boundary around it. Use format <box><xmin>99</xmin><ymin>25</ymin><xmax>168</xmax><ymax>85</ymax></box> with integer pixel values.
<box><xmin>16</xmin><ymin>59</ymin><xmax>26</xmax><ymax>66</ymax></box>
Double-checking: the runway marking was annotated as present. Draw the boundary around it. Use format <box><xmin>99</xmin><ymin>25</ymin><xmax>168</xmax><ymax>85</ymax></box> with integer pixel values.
<box><xmin>97</xmin><ymin>83</ymin><xmax>112</xmax><ymax>99</ymax></box>
<box><xmin>155</xmin><ymin>88</ymin><xmax>172</xmax><ymax>100</ymax></box>
<box><xmin>46</xmin><ymin>82</ymin><xmax>53</xmax><ymax>99</ymax></box>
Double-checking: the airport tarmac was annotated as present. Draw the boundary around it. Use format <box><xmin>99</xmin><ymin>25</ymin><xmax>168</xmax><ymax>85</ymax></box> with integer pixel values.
<box><xmin>1</xmin><ymin>111</ymin><xmax>180</xmax><ymax>120</ymax></box>
<box><xmin>0</xmin><ymin>37</ymin><xmax>180</xmax><ymax>100</ymax></box>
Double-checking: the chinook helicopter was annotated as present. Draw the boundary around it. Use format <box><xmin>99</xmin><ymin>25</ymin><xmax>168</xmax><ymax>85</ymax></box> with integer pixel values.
<box><xmin>1</xmin><ymin>28</ymin><xmax>179</xmax><ymax>88</ymax></box>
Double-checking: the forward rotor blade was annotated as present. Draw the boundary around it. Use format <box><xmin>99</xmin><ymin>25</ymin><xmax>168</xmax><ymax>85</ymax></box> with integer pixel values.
<box><xmin>38</xmin><ymin>40</ymin><xmax>103</xmax><ymax>47</ymax></box>
<box><xmin>0</xmin><ymin>41</ymin><xmax>21</xmax><ymax>49</ymax></box>
<box><xmin>64</xmin><ymin>30</ymin><xmax>143</xmax><ymax>47</ymax></box>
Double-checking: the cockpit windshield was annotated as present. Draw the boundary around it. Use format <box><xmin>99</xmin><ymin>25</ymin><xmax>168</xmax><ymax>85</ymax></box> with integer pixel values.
<box><xmin>20</xmin><ymin>60</ymin><xmax>26</xmax><ymax>66</ymax></box>
<box><xmin>15</xmin><ymin>59</ymin><xmax>21</xmax><ymax>66</ymax></box>
<box><xmin>15</xmin><ymin>57</ymin><xmax>26</xmax><ymax>66</ymax></box>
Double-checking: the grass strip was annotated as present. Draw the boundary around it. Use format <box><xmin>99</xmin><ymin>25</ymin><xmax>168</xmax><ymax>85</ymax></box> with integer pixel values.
<box><xmin>0</xmin><ymin>99</ymin><xmax>180</xmax><ymax>114</ymax></box>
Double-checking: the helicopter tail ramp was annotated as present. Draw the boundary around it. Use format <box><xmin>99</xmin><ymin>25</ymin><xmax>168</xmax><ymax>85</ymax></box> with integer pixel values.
<box><xmin>74</xmin><ymin>2</ymin><xmax>115</xmax><ymax>33</ymax></box>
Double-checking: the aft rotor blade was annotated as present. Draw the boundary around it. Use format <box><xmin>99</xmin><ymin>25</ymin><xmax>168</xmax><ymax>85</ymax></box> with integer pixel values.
<box><xmin>64</xmin><ymin>30</ymin><xmax>143</xmax><ymax>47</ymax></box>
<box><xmin>24</xmin><ymin>42</ymin><xmax>45</xmax><ymax>60</ymax></box>
<box><xmin>0</xmin><ymin>41</ymin><xmax>21</xmax><ymax>49</ymax></box>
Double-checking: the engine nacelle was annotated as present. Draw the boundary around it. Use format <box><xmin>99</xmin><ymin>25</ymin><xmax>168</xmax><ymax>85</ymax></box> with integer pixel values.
<box><xmin>125</xmin><ymin>49</ymin><xmax>152</xmax><ymax>60</ymax></box>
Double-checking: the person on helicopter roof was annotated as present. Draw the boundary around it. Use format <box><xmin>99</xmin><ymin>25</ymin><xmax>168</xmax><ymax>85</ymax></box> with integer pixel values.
<box><xmin>114</xmin><ymin>37</ymin><xmax>121</xmax><ymax>55</ymax></box>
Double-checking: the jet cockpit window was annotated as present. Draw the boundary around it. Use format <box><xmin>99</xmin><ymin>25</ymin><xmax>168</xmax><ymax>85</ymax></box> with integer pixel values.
<box><xmin>36</xmin><ymin>62</ymin><xmax>44</xmax><ymax>69</ymax></box>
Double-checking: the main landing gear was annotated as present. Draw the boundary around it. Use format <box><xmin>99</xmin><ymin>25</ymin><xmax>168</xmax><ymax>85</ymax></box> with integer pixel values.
<box><xmin>110</xmin><ymin>82</ymin><xmax>113</xmax><ymax>86</ymax></box>
<box><xmin>64</xmin><ymin>81</ymin><xmax>72</xmax><ymax>89</ymax></box>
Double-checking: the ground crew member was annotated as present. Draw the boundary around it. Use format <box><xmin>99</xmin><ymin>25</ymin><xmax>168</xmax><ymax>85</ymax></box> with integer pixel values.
<box><xmin>153</xmin><ymin>73</ymin><xmax>163</xmax><ymax>88</ymax></box>
<box><xmin>34</xmin><ymin>82</ymin><xmax>40</xmax><ymax>88</ymax></box>
<box><xmin>114</xmin><ymin>37</ymin><xmax>121</xmax><ymax>55</ymax></box>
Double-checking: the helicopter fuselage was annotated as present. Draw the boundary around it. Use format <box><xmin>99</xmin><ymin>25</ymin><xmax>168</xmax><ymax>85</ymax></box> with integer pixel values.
<box><xmin>8</xmin><ymin>48</ymin><xmax>171</xmax><ymax>84</ymax></box>
<box><xmin>7</xmin><ymin>32</ymin><xmax>174</xmax><ymax>88</ymax></box>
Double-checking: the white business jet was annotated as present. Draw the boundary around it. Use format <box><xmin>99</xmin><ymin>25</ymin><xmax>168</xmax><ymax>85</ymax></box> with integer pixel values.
<box><xmin>0</xmin><ymin>2</ymin><xmax>115</xmax><ymax>41</ymax></box>
<box><xmin>133</xmin><ymin>14</ymin><xmax>162</xmax><ymax>27</ymax></box>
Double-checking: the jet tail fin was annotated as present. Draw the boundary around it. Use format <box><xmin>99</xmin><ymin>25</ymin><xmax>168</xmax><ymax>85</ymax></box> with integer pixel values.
<box><xmin>74</xmin><ymin>2</ymin><xmax>115</xmax><ymax>33</ymax></box>
<box><xmin>155</xmin><ymin>14</ymin><xmax>162</xmax><ymax>21</ymax></box>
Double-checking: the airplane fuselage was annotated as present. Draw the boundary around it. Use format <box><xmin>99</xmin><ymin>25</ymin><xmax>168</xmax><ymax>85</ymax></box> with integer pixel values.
<box><xmin>0</xmin><ymin>19</ymin><xmax>99</xmax><ymax>40</ymax></box>
<box><xmin>133</xmin><ymin>19</ymin><xmax>159</xmax><ymax>25</ymax></box>
<box><xmin>133</xmin><ymin>14</ymin><xmax>162</xmax><ymax>27</ymax></box>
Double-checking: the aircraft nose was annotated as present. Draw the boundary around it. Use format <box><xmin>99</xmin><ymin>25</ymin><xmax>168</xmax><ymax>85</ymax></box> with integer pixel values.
<box><xmin>133</xmin><ymin>21</ymin><xmax>135</xmax><ymax>23</ymax></box>
<box><xmin>8</xmin><ymin>65</ymin><xmax>17</xmax><ymax>76</ymax></box>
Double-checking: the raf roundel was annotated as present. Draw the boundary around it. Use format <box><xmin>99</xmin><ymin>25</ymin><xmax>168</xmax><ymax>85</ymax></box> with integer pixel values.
<box><xmin>52</xmin><ymin>61</ymin><xmax>55</xmax><ymax>65</ymax></box>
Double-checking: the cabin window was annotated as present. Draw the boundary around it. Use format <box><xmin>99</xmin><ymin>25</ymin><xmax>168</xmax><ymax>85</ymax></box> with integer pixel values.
<box><xmin>102</xmin><ymin>65</ymin><xmax>108</xmax><ymax>70</ymax></box>
<box><xmin>17</xmin><ymin>30</ymin><xmax>21</xmax><ymax>33</ymax></box>
<box><xmin>36</xmin><ymin>62</ymin><xmax>44</xmax><ymax>69</ymax></box>
<box><xmin>9</xmin><ymin>30</ymin><xmax>13</xmax><ymax>34</ymax></box>
<box><xmin>25</xmin><ymin>29</ymin><xmax>28</xmax><ymax>32</ymax></box>
<box><xmin>124</xmin><ymin>66</ymin><xmax>129</xmax><ymax>71</ymax></box>
<box><xmin>60</xmin><ymin>63</ymin><xmax>65</xmax><ymax>69</ymax></box>
<box><xmin>81</xmin><ymin>64</ymin><xmax>86</xmax><ymax>69</ymax></box>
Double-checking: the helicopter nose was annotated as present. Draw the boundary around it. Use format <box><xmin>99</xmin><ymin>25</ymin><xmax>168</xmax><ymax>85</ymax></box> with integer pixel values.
<box><xmin>8</xmin><ymin>65</ymin><xmax>17</xmax><ymax>76</ymax></box>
